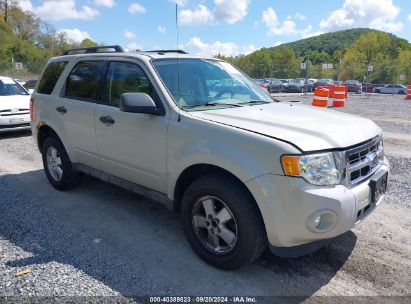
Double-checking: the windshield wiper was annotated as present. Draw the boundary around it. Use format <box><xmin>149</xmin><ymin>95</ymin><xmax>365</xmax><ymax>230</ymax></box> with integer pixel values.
<box><xmin>182</xmin><ymin>102</ymin><xmax>243</xmax><ymax>109</ymax></box>
<box><xmin>239</xmin><ymin>100</ymin><xmax>271</xmax><ymax>105</ymax></box>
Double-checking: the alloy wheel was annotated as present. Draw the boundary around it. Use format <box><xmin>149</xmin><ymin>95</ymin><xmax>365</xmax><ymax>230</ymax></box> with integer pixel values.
<box><xmin>191</xmin><ymin>195</ymin><xmax>238</xmax><ymax>254</ymax></box>
<box><xmin>46</xmin><ymin>146</ymin><xmax>63</xmax><ymax>181</ymax></box>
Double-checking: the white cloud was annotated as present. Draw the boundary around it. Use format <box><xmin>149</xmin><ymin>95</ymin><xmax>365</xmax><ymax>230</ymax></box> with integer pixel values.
<box><xmin>262</xmin><ymin>7</ymin><xmax>278</xmax><ymax>27</ymax></box>
<box><xmin>158</xmin><ymin>26</ymin><xmax>166</xmax><ymax>33</ymax></box>
<box><xmin>179</xmin><ymin>4</ymin><xmax>213</xmax><ymax>26</ymax></box>
<box><xmin>94</xmin><ymin>0</ymin><xmax>116</xmax><ymax>7</ymax></box>
<box><xmin>262</xmin><ymin>7</ymin><xmax>317</xmax><ymax>37</ymax></box>
<box><xmin>407</xmin><ymin>14</ymin><xmax>411</xmax><ymax>22</ymax></box>
<box><xmin>128</xmin><ymin>2</ymin><xmax>146</xmax><ymax>14</ymax></box>
<box><xmin>123</xmin><ymin>30</ymin><xmax>136</xmax><ymax>39</ymax></box>
<box><xmin>26</xmin><ymin>0</ymin><xmax>99</xmax><ymax>21</ymax></box>
<box><xmin>170</xmin><ymin>0</ymin><xmax>188</xmax><ymax>6</ymax></box>
<box><xmin>214</xmin><ymin>0</ymin><xmax>249</xmax><ymax>24</ymax></box>
<box><xmin>294</xmin><ymin>13</ymin><xmax>307</xmax><ymax>21</ymax></box>
<box><xmin>179</xmin><ymin>0</ymin><xmax>250</xmax><ymax>26</ymax></box>
<box><xmin>18</xmin><ymin>0</ymin><xmax>33</xmax><ymax>11</ymax></box>
<box><xmin>57</xmin><ymin>28</ymin><xmax>91</xmax><ymax>43</ymax></box>
<box><xmin>274</xmin><ymin>41</ymin><xmax>282</xmax><ymax>46</ymax></box>
<box><xmin>185</xmin><ymin>36</ymin><xmax>256</xmax><ymax>57</ymax></box>
<box><xmin>127</xmin><ymin>42</ymin><xmax>143</xmax><ymax>51</ymax></box>
<box><xmin>301</xmin><ymin>25</ymin><xmax>324</xmax><ymax>38</ymax></box>
<box><xmin>320</xmin><ymin>0</ymin><xmax>403</xmax><ymax>32</ymax></box>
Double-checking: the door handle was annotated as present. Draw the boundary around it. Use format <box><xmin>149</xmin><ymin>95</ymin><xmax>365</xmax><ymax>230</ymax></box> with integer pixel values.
<box><xmin>99</xmin><ymin>115</ymin><xmax>115</xmax><ymax>125</ymax></box>
<box><xmin>56</xmin><ymin>106</ymin><xmax>67</xmax><ymax>114</ymax></box>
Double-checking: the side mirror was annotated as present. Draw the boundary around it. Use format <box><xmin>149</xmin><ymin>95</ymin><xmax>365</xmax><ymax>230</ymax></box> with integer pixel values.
<box><xmin>119</xmin><ymin>93</ymin><xmax>161</xmax><ymax>115</ymax></box>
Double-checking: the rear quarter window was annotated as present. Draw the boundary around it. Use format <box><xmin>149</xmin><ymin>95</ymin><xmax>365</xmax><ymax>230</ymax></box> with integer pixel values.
<box><xmin>37</xmin><ymin>61</ymin><xmax>68</xmax><ymax>95</ymax></box>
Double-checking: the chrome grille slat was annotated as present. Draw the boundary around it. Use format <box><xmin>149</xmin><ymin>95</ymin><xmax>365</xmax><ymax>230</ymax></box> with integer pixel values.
<box><xmin>0</xmin><ymin>109</ymin><xmax>29</xmax><ymax>117</ymax></box>
<box><xmin>343</xmin><ymin>136</ymin><xmax>384</xmax><ymax>187</ymax></box>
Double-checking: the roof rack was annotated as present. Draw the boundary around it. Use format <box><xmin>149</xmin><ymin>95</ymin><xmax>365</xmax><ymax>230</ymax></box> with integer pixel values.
<box><xmin>146</xmin><ymin>50</ymin><xmax>188</xmax><ymax>54</ymax></box>
<box><xmin>62</xmin><ymin>45</ymin><xmax>124</xmax><ymax>55</ymax></box>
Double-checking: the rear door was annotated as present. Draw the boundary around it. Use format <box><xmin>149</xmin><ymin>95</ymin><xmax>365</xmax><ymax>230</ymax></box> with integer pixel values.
<box><xmin>94</xmin><ymin>59</ymin><xmax>169</xmax><ymax>193</ymax></box>
<box><xmin>58</xmin><ymin>59</ymin><xmax>107</xmax><ymax>168</ymax></box>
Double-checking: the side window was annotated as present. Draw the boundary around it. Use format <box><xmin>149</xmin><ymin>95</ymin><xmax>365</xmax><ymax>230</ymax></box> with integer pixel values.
<box><xmin>37</xmin><ymin>61</ymin><xmax>68</xmax><ymax>95</ymax></box>
<box><xmin>65</xmin><ymin>61</ymin><xmax>106</xmax><ymax>102</ymax></box>
<box><xmin>104</xmin><ymin>62</ymin><xmax>154</xmax><ymax>107</ymax></box>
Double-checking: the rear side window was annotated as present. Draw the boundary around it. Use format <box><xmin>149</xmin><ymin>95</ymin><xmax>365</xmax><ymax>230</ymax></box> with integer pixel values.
<box><xmin>37</xmin><ymin>61</ymin><xmax>68</xmax><ymax>95</ymax></box>
<box><xmin>65</xmin><ymin>61</ymin><xmax>106</xmax><ymax>102</ymax></box>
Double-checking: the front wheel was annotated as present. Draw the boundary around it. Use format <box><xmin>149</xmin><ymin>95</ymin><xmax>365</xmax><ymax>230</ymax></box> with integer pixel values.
<box><xmin>181</xmin><ymin>174</ymin><xmax>267</xmax><ymax>270</ymax></box>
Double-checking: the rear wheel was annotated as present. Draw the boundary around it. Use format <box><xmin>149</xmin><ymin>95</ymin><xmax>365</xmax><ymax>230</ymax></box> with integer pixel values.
<box><xmin>181</xmin><ymin>174</ymin><xmax>267</xmax><ymax>269</ymax></box>
<box><xmin>42</xmin><ymin>136</ymin><xmax>82</xmax><ymax>190</ymax></box>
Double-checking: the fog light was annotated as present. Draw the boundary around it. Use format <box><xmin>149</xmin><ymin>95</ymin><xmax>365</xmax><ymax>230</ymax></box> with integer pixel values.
<box><xmin>313</xmin><ymin>215</ymin><xmax>321</xmax><ymax>228</ymax></box>
<box><xmin>306</xmin><ymin>210</ymin><xmax>338</xmax><ymax>233</ymax></box>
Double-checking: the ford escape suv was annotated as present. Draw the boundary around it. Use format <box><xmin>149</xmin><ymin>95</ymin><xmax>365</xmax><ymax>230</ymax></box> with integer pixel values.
<box><xmin>30</xmin><ymin>46</ymin><xmax>390</xmax><ymax>269</ymax></box>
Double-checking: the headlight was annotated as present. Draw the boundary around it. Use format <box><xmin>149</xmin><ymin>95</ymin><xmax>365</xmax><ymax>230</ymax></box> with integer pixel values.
<box><xmin>281</xmin><ymin>152</ymin><xmax>341</xmax><ymax>186</ymax></box>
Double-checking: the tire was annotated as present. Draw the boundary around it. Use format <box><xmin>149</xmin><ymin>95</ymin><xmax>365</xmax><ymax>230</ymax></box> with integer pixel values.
<box><xmin>181</xmin><ymin>174</ymin><xmax>267</xmax><ymax>270</ymax></box>
<box><xmin>42</xmin><ymin>136</ymin><xmax>82</xmax><ymax>191</ymax></box>
<box><xmin>375</xmin><ymin>89</ymin><xmax>381</xmax><ymax>93</ymax></box>
<box><xmin>398</xmin><ymin>90</ymin><xmax>405</xmax><ymax>95</ymax></box>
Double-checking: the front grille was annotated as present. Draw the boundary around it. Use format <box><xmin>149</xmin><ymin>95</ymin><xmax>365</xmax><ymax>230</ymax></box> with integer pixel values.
<box><xmin>0</xmin><ymin>109</ymin><xmax>29</xmax><ymax>116</ymax></box>
<box><xmin>344</xmin><ymin>136</ymin><xmax>384</xmax><ymax>186</ymax></box>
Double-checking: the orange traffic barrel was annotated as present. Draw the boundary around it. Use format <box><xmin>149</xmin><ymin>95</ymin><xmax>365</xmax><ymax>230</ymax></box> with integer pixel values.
<box><xmin>332</xmin><ymin>85</ymin><xmax>346</xmax><ymax>107</ymax></box>
<box><xmin>312</xmin><ymin>87</ymin><xmax>329</xmax><ymax>107</ymax></box>
<box><xmin>406</xmin><ymin>85</ymin><xmax>411</xmax><ymax>99</ymax></box>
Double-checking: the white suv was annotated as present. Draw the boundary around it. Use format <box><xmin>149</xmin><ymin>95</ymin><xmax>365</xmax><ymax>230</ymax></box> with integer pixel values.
<box><xmin>30</xmin><ymin>46</ymin><xmax>390</xmax><ymax>269</ymax></box>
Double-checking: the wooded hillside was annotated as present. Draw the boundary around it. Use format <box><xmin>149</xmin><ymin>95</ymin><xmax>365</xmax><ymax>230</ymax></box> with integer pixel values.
<box><xmin>218</xmin><ymin>29</ymin><xmax>411</xmax><ymax>83</ymax></box>
<box><xmin>0</xmin><ymin>0</ymin><xmax>97</xmax><ymax>78</ymax></box>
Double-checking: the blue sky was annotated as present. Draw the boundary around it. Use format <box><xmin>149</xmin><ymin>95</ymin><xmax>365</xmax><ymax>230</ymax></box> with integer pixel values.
<box><xmin>20</xmin><ymin>0</ymin><xmax>411</xmax><ymax>56</ymax></box>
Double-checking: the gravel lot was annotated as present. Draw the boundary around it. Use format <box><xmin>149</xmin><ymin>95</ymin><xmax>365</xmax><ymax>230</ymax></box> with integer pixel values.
<box><xmin>0</xmin><ymin>94</ymin><xmax>410</xmax><ymax>302</ymax></box>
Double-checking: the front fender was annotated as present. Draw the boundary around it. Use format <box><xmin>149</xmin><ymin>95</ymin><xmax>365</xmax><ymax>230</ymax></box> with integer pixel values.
<box><xmin>165</xmin><ymin>113</ymin><xmax>299</xmax><ymax>199</ymax></box>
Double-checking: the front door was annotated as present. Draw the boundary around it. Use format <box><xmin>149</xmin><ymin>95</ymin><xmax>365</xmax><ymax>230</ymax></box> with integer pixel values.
<box><xmin>94</xmin><ymin>60</ymin><xmax>169</xmax><ymax>193</ymax></box>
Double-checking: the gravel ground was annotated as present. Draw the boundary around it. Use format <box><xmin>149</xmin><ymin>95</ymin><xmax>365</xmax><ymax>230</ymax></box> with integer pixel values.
<box><xmin>0</xmin><ymin>94</ymin><xmax>410</xmax><ymax>303</ymax></box>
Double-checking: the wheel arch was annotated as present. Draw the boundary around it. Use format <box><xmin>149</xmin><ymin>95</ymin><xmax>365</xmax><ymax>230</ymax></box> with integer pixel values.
<box><xmin>37</xmin><ymin>124</ymin><xmax>64</xmax><ymax>152</ymax></box>
<box><xmin>173</xmin><ymin>163</ymin><xmax>257</xmax><ymax>214</ymax></box>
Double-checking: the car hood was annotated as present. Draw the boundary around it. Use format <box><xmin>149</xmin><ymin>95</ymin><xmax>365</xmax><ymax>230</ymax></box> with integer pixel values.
<box><xmin>0</xmin><ymin>95</ymin><xmax>30</xmax><ymax>110</ymax></box>
<box><xmin>189</xmin><ymin>102</ymin><xmax>381</xmax><ymax>152</ymax></box>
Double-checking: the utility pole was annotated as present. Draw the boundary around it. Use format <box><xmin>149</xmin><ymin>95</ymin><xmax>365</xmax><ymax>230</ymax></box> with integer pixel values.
<box><xmin>337</xmin><ymin>56</ymin><xmax>342</xmax><ymax>82</ymax></box>
<box><xmin>11</xmin><ymin>56</ymin><xmax>15</xmax><ymax>79</ymax></box>
<box><xmin>304</xmin><ymin>58</ymin><xmax>309</xmax><ymax>96</ymax></box>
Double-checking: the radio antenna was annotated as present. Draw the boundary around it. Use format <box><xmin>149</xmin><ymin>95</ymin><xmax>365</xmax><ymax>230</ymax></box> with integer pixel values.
<box><xmin>176</xmin><ymin>3</ymin><xmax>182</xmax><ymax>120</ymax></box>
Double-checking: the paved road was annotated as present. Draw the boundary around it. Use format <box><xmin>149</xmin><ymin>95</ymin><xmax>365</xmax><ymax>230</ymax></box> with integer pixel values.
<box><xmin>0</xmin><ymin>94</ymin><xmax>410</xmax><ymax>301</ymax></box>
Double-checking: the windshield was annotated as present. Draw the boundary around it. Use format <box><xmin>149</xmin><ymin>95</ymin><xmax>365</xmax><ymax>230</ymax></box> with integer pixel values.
<box><xmin>0</xmin><ymin>79</ymin><xmax>29</xmax><ymax>96</ymax></box>
<box><xmin>152</xmin><ymin>59</ymin><xmax>272</xmax><ymax>111</ymax></box>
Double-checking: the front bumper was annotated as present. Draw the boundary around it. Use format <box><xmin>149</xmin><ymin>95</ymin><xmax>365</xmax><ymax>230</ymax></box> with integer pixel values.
<box><xmin>245</xmin><ymin>156</ymin><xmax>390</xmax><ymax>249</ymax></box>
<box><xmin>0</xmin><ymin>115</ymin><xmax>31</xmax><ymax>133</ymax></box>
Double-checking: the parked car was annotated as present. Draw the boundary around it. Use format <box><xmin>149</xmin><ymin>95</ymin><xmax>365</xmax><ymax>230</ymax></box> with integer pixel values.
<box><xmin>23</xmin><ymin>79</ymin><xmax>37</xmax><ymax>94</ymax></box>
<box><xmin>267</xmin><ymin>79</ymin><xmax>283</xmax><ymax>93</ymax></box>
<box><xmin>344</xmin><ymin>80</ymin><xmax>362</xmax><ymax>93</ymax></box>
<box><xmin>362</xmin><ymin>83</ymin><xmax>384</xmax><ymax>93</ymax></box>
<box><xmin>312</xmin><ymin>79</ymin><xmax>334</xmax><ymax>90</ymax></box>
<box><xmin>254</xmin><ymin>79</ymin><xmax>270</xmax><ymax>92</ymax></box>
<box><xmin>0</xmin><ymin>76</ymin><xmax>31</xmax><ymax>133</ymax></box>
<box><xmin>30</xmin><ymin>46</ymin><xmax>390</xmax><ymax>269</ymax></box>
<box><xmin>373</xmin><ymin>84</ymin><xmax>408</xmax><ymax>94</ymax></box>
<box><xmin>14</xmin><ymin>79</ymin><xmax>26</xmax><ymax>86</ymax></box>
<box><xmin>279</xmin><ymin>79</ymin><xmax>289</xmax><ymax>91</ymax></box>
<box><xmin>286</xmin><ymin>79</ymin><xmax>313</xmax><ymax>93</ymax></box>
